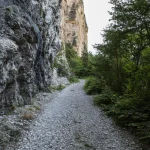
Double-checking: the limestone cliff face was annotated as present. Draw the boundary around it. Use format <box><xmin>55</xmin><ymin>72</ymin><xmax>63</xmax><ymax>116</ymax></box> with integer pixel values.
<box><xmin>0</xmin><ymin>0</ymin><xmax>62</xmax><ymax>111</ymax></box>
<box><xmin>0</xmin><ymin>0</ymin><xmax>88</xmax><ymax>111</ymax></box>
<box><xmin>61</xmin><ymin>0</ymin><xmax>88</xmax><ymax>56</ymax></box>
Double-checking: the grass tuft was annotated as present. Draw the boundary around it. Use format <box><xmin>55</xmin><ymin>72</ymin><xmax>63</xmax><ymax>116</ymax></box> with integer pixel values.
<box><xmin>21</xmin><ymin>111</ymin><xmax>35</xmax><ymax>120</ymax></box>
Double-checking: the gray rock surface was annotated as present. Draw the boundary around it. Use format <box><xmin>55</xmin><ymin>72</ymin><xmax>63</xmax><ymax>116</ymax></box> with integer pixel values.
<box><xmin>51</xmin><ymin>69</ymin><xmax>69</xmax><ymax>86</ymax></box>
<box><xmin>9</xmin><ymin>80</ymin><xmax>142</xmax><ymax>150</ymax></box>
<box><xmin>0</xmin><ymin>0</ymin><xmax>63</xmax><ymax>111</ymax></box>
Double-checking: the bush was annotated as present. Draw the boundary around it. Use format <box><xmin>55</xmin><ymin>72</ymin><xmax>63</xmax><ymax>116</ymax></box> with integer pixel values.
<box><xmin>68</xmin><ymin>77</ymin><xmax>79</xmax><ymax>83</ymax></box>
<box><xmin>114</xmin><ymin>95</ymin><xmax>139</xmax><ymax>110</ymax></box>
<box><xmin>65</xmin><ymin>43</ymin><xmax>90</xmax><ymax>78</ymax></box>
<box><xmin>94</xmin><ymin>87</ymin><xmax>116</xmax><ymax>106</ymax></box>
<box><xmin>84</xmin><ymin>77</ymin><xmax>105</xmax><ymax>95</ymax></box>
<box><xmin>94</xmin><ymin>92</ymin><xmax>150</xmax><ymax>146</ymax></box>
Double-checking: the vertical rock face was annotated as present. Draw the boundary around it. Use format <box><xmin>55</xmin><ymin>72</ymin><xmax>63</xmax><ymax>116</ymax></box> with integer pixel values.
<box><xmin>0</xmin><ymin>0</ymin><xmax>61</xmax><ymax>111</ymax></box>
<box><xmin>61</xmin><ymin>0</ymin><xmax>88</xmax><ymax>56</ymax></box>
<box><xmin>0</xmin><ymin>0</ymin><xmax>88</xmax><ymax>111</ymax></box>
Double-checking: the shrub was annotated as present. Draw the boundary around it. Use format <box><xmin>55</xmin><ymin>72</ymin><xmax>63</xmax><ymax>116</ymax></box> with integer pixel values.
<box><xmin>68</xmin><ymin>77</ymin><xmax>79</xmax><ymax>83</ymax></box>
<box><xmin>114</xmin><ymin>95</ymin><xmax>139</xmax><ymax>110</ymax></box>
<box><xmin>53</xmin><ymin>59</ymin><xmax>68</xmax><ymax>77</ymax></box>
<box><xmin>65</xmin><ymin>43</ymin><xmax>89</xmax><ymax>78</ymax></box>
<box><xmin>56</xmin><ymin>84</ymin><xmax>66</xmax><ymax>91</ymax></box>
<box><xmin>84</xmin><ymin>77</ymin><xmax>105</xmax><ymax>95</ymax></box>
<box><xmin>94</xmin><ymin>87</ymin><xmax>116</xmax><ymax>106</ymax></box>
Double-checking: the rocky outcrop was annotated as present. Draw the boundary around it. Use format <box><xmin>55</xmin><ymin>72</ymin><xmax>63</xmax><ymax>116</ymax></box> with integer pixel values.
<box><xmin>61</xmin><ymin>0</ymin><xmax>88</xmax><ymax>56</ymax></box>
<box><xmin>0</xmin><ymin>0</ymin><xmax>88</xmax><ymax>112</ymax></box>
<box><xmin>0</xmin><ymin>0</ymin><xmax>61</xmax><ymax>111</ymax></box>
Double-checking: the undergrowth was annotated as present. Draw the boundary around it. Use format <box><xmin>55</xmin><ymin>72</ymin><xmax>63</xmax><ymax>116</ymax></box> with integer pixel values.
<box><xmin>84</xmin><ymin>76</ymin><xmax>105</xmax><ymax>95</ymax></box>
<box><xmin>68</xmin><ymin>77</ymin><xmax>79</xmax><ymax>83</ymax></box>
<box><xmin>84</xmin><ymin>77</ymin><xmax>150</xmax><ymax>148</ymax></box>
<box><xmin>49</xmin><ymin>84</ymin><xmax>66</xmax><ymax>92</ymax></box>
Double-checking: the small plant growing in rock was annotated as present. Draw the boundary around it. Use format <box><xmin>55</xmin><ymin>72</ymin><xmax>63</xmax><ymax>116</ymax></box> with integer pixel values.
<box><xmin>48</xmin><ymin>84</ymin><xmax>66</xmax><ymax>92</ymax></box>
<box><xmin>6</xmin><ymin>6</ymin><xmax>13</xmax><ymax>13</ymax></box>
<box><xmin>11</xmin><ymin>104</ymin><xmax>17</xmax><ymax>111</ymax></box>
<box><xmin>68</xmin><ymin>77</ymin><xmax>79</xmax><ymax>83</ymax></box>
<box><xmin>27</xmin><ymin>107</ymin><xmax>35</xmax><ymax>111</ymax></box>
<box><xmin>57</xmin><ymin>84</ymin><xmax>66</xmax><ymax>91</ymax></box>
<box><xmin>33</xmin><ymin>105</ymin><xmax>41</xmax><ymax>110</ymax></box>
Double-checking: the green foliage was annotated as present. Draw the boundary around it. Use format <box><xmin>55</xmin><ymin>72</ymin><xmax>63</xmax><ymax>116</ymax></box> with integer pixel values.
<box><xmin>84</xmin><ymin>77</ymin><xmax>105</xmax><ymax>95</ymax></box>
<box><xmin>94</xmin><ymin>91</ymin><xmax>150</xmax><ymax>146</ymax></box>
<box><xmin>65</xmin><ymin>43</ymin><xmax>77</xmax><ymax>62</ymax></box>
<box><xmin>65</xmin><ymin>43</ymin><xmax>92</xmax><ymax>78</ymax></box>
<box><xmin>65</xmin><ymin>43</ymin><xmax>83</xmax><ymax>77</ymax></box>
<box><xmin>114</xmin><ymin>95</ymin><xmax>139</xmax><ymax>111</ymax></box>
<box><xmin>6</xmin><ymin>6</ymin><xmax>13</xmax><ymax>13</ymax></box>
<box><xmin>140</xmin><ymin>135</ymin><xmax>150</xmax><ymax>145</ymax></box>
<box><xmin>48</xmin><ymin>84</ymin><xmax>66</xmax><ymax>92</ymax></box>
<box><xmin>57</xmin><ymin>84</ymin><xmax>66</xmax><ymax>91</ymax></box>
<box><xmin>53</xmin><ymin>51</ymin><xmax>69</xmax><ymax>77</ymax></box>
<box><xmin>70</xmin><ymin>57</ymin><xmax>84</xmax><ymax>77</ymax></box>
<box><xmin>68</xmin><ymin>77</ymin><xmax>79</xmax><ymax>83</ymax></box>
<box><xmin>33</xmin><ymin>105</ymin><xmax>41</xmax><ymax>111</ymax></box>
<box><xmin>86</xmin><ymin>0</ymin><xmax>150</xmax><ymax>147</ymax></box>
<box><xmin>94</xmin><ymin>87</ymin><xmax>116</xmax><ymax>106</ymax></box>
<box><xmin>81</xmin><ymin>46</ymin><xmax>88</xmax><ymax>67</ymax></box>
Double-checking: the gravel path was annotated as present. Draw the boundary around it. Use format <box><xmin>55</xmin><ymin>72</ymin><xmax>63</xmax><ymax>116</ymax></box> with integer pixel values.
<box><xmin>13</xmin><ymin>80</ymin><xmax>142</xmax><ymax>150</ymax></box>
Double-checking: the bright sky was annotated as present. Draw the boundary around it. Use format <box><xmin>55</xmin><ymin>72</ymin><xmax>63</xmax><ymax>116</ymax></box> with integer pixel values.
<box><xmin>83</xmin><ymin>0</ymin><xmax>112</xmax><ymax>54</ymax></box>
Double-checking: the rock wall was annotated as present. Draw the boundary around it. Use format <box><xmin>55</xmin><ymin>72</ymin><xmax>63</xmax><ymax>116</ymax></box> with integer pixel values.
<box><xmin>0</xmin><ymin>0</ymin><xmax>61</xmax><ymax>111</ymax></box>
<box><xmin>61</xmin><ymin>0</ymin><xmax>88</xmax><ymax>56</ymax></box>
<box><xmin>0</xmin><ymin>0</ymin><xmax>88</xmax><ymax>112</ymax></box>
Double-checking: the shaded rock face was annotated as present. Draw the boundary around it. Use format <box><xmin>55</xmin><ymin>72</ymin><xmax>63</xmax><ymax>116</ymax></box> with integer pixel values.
<box><xmin>61</xmin><ymin>0</ymin><xmax>88</xmax><ymax>56</ymax></box>
<box><xmin>0</xmin><ymin>0</ymin><xmax>61</xmax><ymax>111</ymax></box>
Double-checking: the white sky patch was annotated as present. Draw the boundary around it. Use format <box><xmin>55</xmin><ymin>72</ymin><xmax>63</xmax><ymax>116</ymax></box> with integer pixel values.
<box><xmin>83</xmin><ymin>0</ymin><xmax>112</xmax><ymax>54</ymax></box>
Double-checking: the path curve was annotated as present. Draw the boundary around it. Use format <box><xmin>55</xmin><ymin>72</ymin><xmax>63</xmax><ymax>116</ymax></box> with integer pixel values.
<box><xmin>13</xmin><ymin>80</ymin><xmax>142</xmax><ymax>150</ymax></box>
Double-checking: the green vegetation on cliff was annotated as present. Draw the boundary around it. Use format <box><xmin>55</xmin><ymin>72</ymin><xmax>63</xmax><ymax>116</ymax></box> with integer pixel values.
<box><xmin>65</xmin><ymin>43</ymin><xmax>90</xmax><ymax>78</ymax></box>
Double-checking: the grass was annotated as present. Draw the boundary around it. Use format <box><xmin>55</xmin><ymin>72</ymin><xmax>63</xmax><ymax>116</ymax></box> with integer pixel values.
<box><xmin>68</xmin><ymin>77</ymin><xmax>79</xmax><ymax>83</ymax></box>
<box><xmin>27</xmin><ymin>107</ymin><xmax>35</xmax><ymax>111</ymax></box>
<box><xmin>57</xmin><ymin>84</ymin><xmax>66</xmax><ymax>91</ymax></box>
<box><xmin>21</xmin><ymin>111</ymin><xmax>35</xmax><ymax>120</ymax></box>
<box><xmin>74</xmin><ymin>132</ymin><xmax>96</xmax><ymax>149</ymax></box>
<box><xmin>84</xmin><ymin>143</ymin><xmax>95</xmax><ymax>149</ymax></box>
<box><xmin>33</xmin><ymin>105</ymin><xmax>41</xmax><ymax>110</ymax></box>
<box><xmin>49</xmin><ymin>84</ymin><xmax>66</xmax><ymax>92</ymax></box>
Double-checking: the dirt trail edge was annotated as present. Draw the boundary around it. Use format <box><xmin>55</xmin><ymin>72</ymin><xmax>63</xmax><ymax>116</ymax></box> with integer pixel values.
<box><xmin>9</xmin><ymin>80</ymin><xmax>142</xmax><ymax>150</ymax></box>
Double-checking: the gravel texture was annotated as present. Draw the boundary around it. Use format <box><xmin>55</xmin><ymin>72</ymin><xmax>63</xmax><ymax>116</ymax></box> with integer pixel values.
<box><xmin>10</xmin><ymin>80</ymin><xmax>142</xmax><ymax>150</ymax></box>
